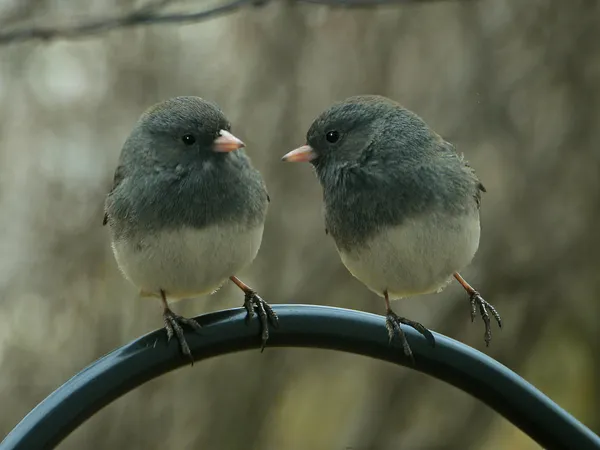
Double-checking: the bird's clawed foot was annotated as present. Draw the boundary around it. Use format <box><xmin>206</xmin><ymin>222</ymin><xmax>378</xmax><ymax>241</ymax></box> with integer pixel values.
<box><xmin>230</xmin><ymin>274</ymin><xmax>279</xmax><ymax>351</ymax></box>
<box><xmin>453</xmin><ymin>273</ymin><xmax>502</xmax><ymax>347</ymax></box>
<box><xmin>385</xmin><ymin>310</ymin><xmax>436</xmax><ymax>361</ymax></box>
<box><xmin>469</xmin><ymin>291</ymin><xmax>502</xmax><ymax>347</ymax></box>
<box><xmin>163</xmin><ymin>307</ymin><xmax>202</xmax><ymax>364</ymax></box>
<box><xmin>243</xmin><ymin>290</ymin><xmax>279</xmax><ymax>352</ymax></box>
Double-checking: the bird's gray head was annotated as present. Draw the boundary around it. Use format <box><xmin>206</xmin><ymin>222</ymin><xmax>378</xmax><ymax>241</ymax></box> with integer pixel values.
<box><xmin>122</xmin><ymin>96</ymin><xmax>245</xmax><ymax>169</ymax></box>
<box><xmin>282</xmin><ymin>95</ymin><xmax>436</xmax><ymax>176</ymax></box>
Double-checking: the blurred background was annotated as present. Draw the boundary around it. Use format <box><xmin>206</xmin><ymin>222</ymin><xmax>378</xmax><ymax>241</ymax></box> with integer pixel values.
<box><xmin>0</xmin><ymin>0</ymin><xmax>599</xmax><ymax>448</ymax></box>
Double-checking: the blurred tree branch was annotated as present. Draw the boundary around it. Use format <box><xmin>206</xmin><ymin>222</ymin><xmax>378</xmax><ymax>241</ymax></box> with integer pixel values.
<box><xmin>301</xmin><ymin>0</ymin><xmax>474</xmax><ymax>5</ymax></box>
<box><xmin>0</xmin><ymin>0</ymin><xmax>253</xmax><ymax>44</ymax></box>
<box><xmin>0</xmin><ymin>0</ymin><xmax>474</xmax><ymax>45</ymax></box>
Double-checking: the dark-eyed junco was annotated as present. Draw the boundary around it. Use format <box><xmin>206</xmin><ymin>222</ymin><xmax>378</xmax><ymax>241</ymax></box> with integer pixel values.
<box><xmin>282</xmin><ymin>95</ymin><xmax>501</xmax><ymax>358</ymax></box>
<box><xmin>104</xmin><ymin>96</ymin><xmax>277</xmax><ymax>362</ymax></box>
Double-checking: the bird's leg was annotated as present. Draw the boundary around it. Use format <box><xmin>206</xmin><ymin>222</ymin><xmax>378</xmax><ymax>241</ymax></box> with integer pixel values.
<box><xmin>160</xmin><ymin>290</ymin><xmax>202</xmax><ymax>364</ymax></box>
<box><xmin>384</xmin><ymin>290</ymin><xmax>435</xmax><ymax>362</ymax></box>
<box><xmin>453</xmin><ymin>273</ymin><xmax>502</xmax><ymax>346</ymax></box>
<box><xmin>229</xmin><ymin>276</ymin><xmax>279</xmax><ymax>352</ymax></box>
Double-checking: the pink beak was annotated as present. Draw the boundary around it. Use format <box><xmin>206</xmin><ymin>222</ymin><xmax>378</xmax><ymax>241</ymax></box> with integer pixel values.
<box><xmin>213</xmin><ymin>130</ymin><xmax>245</xmax><ymax>153</ymax></box>
<box><xmin>281</xmin><ymin>145</ymin><xmax>317</xmax><ymax>162</ymax></box>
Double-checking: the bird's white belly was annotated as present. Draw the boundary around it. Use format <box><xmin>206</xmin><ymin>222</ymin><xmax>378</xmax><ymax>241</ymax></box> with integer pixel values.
<box><xmin>338</xmin><ymin>212</ymin><xmax>480</xmax><ymax>300</ymax></box>
<box><xmin>111</xmin><ymin>224</ymin><xmax>264</xmax><ymax>300</ymax></box>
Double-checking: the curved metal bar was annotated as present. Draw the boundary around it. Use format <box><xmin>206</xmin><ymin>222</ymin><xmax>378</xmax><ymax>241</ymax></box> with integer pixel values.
<box><xmin>1</xmin><ymin>305</ymin><xmax>599</xmax><ymax>450</ymax></box>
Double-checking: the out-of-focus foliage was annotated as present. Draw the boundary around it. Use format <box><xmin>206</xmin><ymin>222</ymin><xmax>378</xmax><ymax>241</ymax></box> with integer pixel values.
<box><xmin>0</xmin><ymin>0</ymin><xmax>598</xmax><ymax>449</ymax></box>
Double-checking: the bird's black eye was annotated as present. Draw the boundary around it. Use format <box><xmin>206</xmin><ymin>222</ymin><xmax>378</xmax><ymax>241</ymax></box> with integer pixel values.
<box><xmin>325</xmin><ymin>130</ymin><xmax>340</xmax><ymax>143</ymax></box>
<box><xmin>182</xmin><ymin>134</ymin><xmax>196</xmax><ymax>146</ymax></box>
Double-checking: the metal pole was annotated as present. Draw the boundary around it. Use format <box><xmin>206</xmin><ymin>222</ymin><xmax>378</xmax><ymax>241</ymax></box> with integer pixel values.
<box><xmin>1</xmin><ymin>305</ymin><xmax>599</xmax><ymax>450</ymax></box>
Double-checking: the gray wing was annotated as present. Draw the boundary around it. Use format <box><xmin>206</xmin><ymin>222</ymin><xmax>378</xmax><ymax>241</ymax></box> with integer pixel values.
<box><xmin>102</xmin><ymin>164</ymin><xmax>127</xmax><ymax>226</ymax></box>
<box><xmin>442</xmin><ymin>139</ymin><xmax>486</xmax><ymax>209</ymax></box>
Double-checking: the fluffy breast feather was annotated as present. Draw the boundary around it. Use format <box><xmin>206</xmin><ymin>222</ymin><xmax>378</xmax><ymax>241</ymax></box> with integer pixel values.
<box><xmin>338</xmin><ymin>210</ymin><xmax>480</xmax><ymax>300</ymax></box>
<box><xmin>111</xmin><ymin>223</ymin><xmax>264</xmax><ymax>300</ymax></box>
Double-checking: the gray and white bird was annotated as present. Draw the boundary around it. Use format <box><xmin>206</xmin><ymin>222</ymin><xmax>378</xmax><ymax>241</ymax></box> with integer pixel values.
<box><xmin>104</xmin><ymin>96</ymin><xmax>277</xmax><ymax>361</ymax></box>
<box><xmin>282</xmin><ymin>95</ymin><xmax>501</xmax><ymax>358</ymax></box>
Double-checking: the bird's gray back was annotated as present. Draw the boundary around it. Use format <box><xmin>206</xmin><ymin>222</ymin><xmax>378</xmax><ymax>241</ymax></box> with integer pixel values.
<box><xmin>320</xmin><ymin>140</ymin><xmax>482</xmax><ymax>252</ymax></box>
